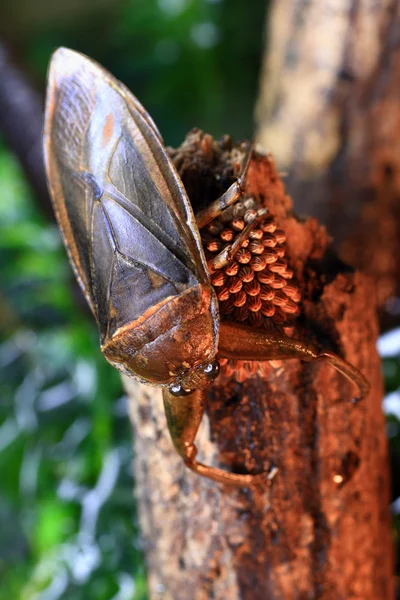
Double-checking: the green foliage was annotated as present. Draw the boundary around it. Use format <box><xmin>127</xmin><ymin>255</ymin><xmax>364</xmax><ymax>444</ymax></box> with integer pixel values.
<box><xmin>0</xmin><ymin>142</ymin><xmax>145</xmax><ymax>599</ymax></box>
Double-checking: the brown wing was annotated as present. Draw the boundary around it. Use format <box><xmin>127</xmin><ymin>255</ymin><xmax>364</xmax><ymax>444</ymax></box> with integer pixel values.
<box><xmin>43</xmin><ymin>48</ymin><xmax>210</xmax><ymax>342</ymax></box>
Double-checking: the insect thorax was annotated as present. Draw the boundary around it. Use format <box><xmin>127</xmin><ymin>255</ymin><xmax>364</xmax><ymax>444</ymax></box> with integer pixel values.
<box><xmin>101</xmin><ymin>284</ymin><xmax>219</xmax><ymax>386</ymax></box>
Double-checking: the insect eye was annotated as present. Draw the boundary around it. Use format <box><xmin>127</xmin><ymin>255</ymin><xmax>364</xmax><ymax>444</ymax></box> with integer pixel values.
<box><xmin>169</xmin><ymin>384</ymin><xmax>193</xmax><ymax>397</ymax></box>
<box><xmin>203</xmin><ymin>360</ymin><xmax>220</xmax><ymax>381</ymax></box>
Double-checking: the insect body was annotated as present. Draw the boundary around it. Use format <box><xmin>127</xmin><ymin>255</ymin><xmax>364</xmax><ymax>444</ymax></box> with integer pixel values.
<box><xmin>43</xmin><ymin>48</ymin><xmax>369</xmax><ymax>486</ymax></box>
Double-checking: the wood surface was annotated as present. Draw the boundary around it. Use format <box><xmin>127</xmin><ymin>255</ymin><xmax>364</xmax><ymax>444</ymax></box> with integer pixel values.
<box><xmin>125</xmin><ymin>133</ymin><xmax>393</xmax><ymax>600</ymax></box>
<box><xmin>256</xmin><ymin>0</ymin><xmax>400</xmax><ymax>319</ymax></box>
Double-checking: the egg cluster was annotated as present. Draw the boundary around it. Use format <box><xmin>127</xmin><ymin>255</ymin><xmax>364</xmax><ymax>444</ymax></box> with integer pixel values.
<box><xmin>201</xmin><ymin>197</ymin><xmax>301</xmax><ymax>381</ymax></box>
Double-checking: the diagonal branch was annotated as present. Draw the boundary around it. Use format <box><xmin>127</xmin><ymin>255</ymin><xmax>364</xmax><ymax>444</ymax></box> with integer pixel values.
<box><xmin>0</xmin><ymin>40</ymin><xmax>53</xmax><ymax>218</ymax></box>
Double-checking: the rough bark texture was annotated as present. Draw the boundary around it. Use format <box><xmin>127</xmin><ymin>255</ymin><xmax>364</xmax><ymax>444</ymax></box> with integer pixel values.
<box><xmin>125</xmin><ymin>132</ymin><xmax>393</xmax><ymax>600</ymax></box>
<box><xmin>256</xmin><ymin>0</ymin><xmax>400</xmax><ymax>320</ymax></box>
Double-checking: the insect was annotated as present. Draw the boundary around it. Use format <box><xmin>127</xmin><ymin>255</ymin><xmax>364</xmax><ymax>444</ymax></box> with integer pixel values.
<box><xmin>43</xmin><ymin>48</ymin><xmax>370</xmax><ymax>487</ymax></box>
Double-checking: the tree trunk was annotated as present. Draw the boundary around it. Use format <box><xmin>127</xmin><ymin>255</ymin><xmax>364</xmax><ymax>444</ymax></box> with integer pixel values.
<box><xmin>256</xmin><ymin>0</ymin><xmax>400</xmax><ymax>322</ymax></box>
<box><xmin>124</xmin><ymin>131</ymin><xmax>393</xmax><ymax>599</ymax></box>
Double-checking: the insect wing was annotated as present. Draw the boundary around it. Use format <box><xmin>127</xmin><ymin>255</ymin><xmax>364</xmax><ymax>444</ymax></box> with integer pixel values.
<box><xmin>43</xmin><ymin>48</ymin><xmax>210</xmax><ymax>343</ymax></box>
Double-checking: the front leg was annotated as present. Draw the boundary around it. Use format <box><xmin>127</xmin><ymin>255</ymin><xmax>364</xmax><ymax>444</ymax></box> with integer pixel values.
<box><xmin>218</xmin><ymin>321</ymin><xmax>370</xmax><ymax>402</ymax></box>
<box><xmin>195</xmin><ymin>143</ymin><xmax>254</xmax><ymax>229</ymax></box>
<box><xmin>162</xmin><ymin>388</ymin><xmax>271</xmax><ymax>486</ymax></box>
<box><xmin>208</xmin><ymin>208</ymin><xmax>268</xmax><ymax>272</ymax></box>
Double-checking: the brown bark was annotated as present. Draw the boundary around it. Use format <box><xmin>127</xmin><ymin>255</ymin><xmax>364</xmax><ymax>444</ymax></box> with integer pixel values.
<box><xmin>256</xmin><ymin>1</ymin><xmax>400</xmax><ymax>321</ymax></box>
<box><xmin>124</xmin><ymin>132</ymin><xmax>393</xmax><ymax>600</ymax></box>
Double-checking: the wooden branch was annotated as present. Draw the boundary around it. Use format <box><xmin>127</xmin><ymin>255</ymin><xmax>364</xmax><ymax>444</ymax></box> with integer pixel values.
<box><xmin>0</xmin><ymin>40</ymin><xmax>53</xmax><ymax>218</ymax></box>
<box><xmin>124</xmin><ymin>132</ymin><xmax>393</xmax><ymax>599</ymax></box>
<box><xmin>256</xmin><ymin>0</ymin><xmax>400</xmax><ymax>320</ymax></box>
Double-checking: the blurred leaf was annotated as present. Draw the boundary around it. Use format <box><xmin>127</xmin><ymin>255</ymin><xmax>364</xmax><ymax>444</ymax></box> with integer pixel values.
<box><xmin>0</xmin><ymin>139</ymin><xmax>142</xmax><ymax>598</ymax></box>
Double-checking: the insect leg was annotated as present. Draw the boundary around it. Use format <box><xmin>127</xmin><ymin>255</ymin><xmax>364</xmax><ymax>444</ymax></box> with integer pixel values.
<box><xmin>208</xmin><ymin>208</ymin><xmax>268</xmax><ymax>271</ymax></box>
<box><xmin>196</xmin><ymin>143</ymin><xmax>254</xmax><ymax>229</ymax></box>
<box><xmin>162</xmin><ymin>387</ymin><xmax>270</xmax><ymax>487</ymax></box>
<box><xmin>218</xmin><ymin>322</ymin><xmax>370</xmax><ymax>402</ymax></box>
